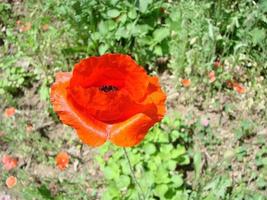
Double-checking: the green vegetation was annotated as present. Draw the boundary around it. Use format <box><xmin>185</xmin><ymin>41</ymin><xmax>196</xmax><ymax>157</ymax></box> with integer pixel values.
<box><xmin>0</xmin><ymin>0</ymin><xmax>266</xmax><ymax>199</ymax></box>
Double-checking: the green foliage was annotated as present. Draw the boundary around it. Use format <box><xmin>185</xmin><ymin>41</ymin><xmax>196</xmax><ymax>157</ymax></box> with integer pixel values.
<box><xmin>57</xmin><ymin>0</ymin><xmax>170</xmax><ymax>66</ymax></box>
<box><xmin>169</xmin><ymin>0</ymin><xmax>267</xmax><ymax>85</ymax></box>
<box><xmin>0</xmin><ymin>112</ymin><xmax>99</xmax><ymax>199</ymax></box>
<box><xmin>0</xmin><ymin>56</ymin><xmax>35</xmax><ymax>96</ymax></box>
<box><xmin>96</xmin><ymin>117</ymin><xmax>192</xmax><ymax>200</ymax></box>
<box><xmin>234</xmin><ymin>119</ymin><xmax>256</xmax><ymax>141</ymax></box>
<box><xmin>0</xmin><ymin>0</ymin><xmax>71</xmax><ymax>104</ymax></box>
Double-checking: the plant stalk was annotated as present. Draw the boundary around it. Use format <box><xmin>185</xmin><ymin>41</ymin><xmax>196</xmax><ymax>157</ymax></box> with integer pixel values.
<box><xmin>123</xmin><ymin>148</ymin><xmax>146</xmax><ymax>200</ymax></box>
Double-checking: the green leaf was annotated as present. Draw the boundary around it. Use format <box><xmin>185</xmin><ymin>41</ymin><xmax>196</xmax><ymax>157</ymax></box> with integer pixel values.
<box><xmin>139</xmin><ymin>0</ymin><xmax>152</xmax><ymax>13</ymax></box>
<box><xmin>155</xmin><ymin>167</ymin><xmax>170</xmax><ymax>184</ymax></box>
<box><xmin>128</xmin><ymin>8</ymin><xmax>137</xmax><ymax>19</ymax></box>
<box><xmin>166</xmin><ymin>160</ymin><xmax>177</xmax><ymax>171</ymax></box>
<box><xmin>158</xmin><ymin>132</ymin><xmax>169</xmax><ymax>143</ymax></box>
<box><xmin>154</xmin><ymin>45</ymin><xmax>163</xmax><ymax>56</ymax></box>
<box><xmin>193</xmin><ymin>152</ymin><xmax>202</xmax><ymax>180</ymax></box>
<box><xmin>153</xmin><ymin>27</ymin><xmax>170</xmax><ymax>44</ymax></box>
<box><xmin>177</xmin><ymin>155</ymin><xmax>190</xmax><ymax>166</ymax></box>
<box><xmin>98</xmin><ymin>44</ymin><xmax>109</xmax><ymax>55</ymax></box>
<box><xmin>140</xmin><ymin>171</ymin><xmax>155</xmax><ymax>188</ymax></box>
<box><xmin>250</xmin><ymin>28</ymin><xmax>266</xmax><ymax>45</ymax></box>
<box><xmin>132</xmin><ymin>24</ymin><xmax>152</xmax><ymax>36</ymax></box>
<box><xmin>144</xmin><ymin>143</ymin><xmax>156</xmax><ymax>154</ymax></box>
<box><xmin>160</xmin><ymin>144</ymin><xmax>173</xmax><ymax>153</ymax></box>
<box><xmin>171</xmin><ymin>145</ymin><xmax>186</xmax><ymax>158</ymax></box>
<box><xmin>103</xmin><ymin>185</ymin><xmax>120</xmax><ymax>199</ymax></box>
<box><xmin>107</xmin><ymin>9</ymin><xmax>120</xmax><ymax>18</ymax></box>
<box><xmin>110</xmin><ymin>0</ymin><xmax>119</xmax><ymax>6</ymax></box>
<box><xmin>103</xmin><ymin>165</ymin><xmax>120</xmax><ymax>180</ymax></box>
<box><xmin>171</xmin><ymin>174</ymin><xmax>183</xmax><ymax>187</ymax></box>
<box><xmin>39</xmin><ymin>83</ymin><xmax>50</xmax><ymax>101</ymax></box>
<box><xmin>154</xmin><ymin>184</ymin><xmax>168</xmax><ymax>199</ymax></box>
<box><xmin>116</xmin><ymin>175</ymin><xmax>131</xmax><ymax>188</ymax></box>
<box><xmin>208</xmin><ymin>20</ymin><xmax>214</xmax><ymax>40</ymax></box>
<box><xmin>171</xmin><ymin>130</ymin><xmax>180</xmax><ymax>142</ymax></box>
<box><xmin>121</xmin><ymin>160</ymin><xmax>131</xmax><ymax>175</ymax></box>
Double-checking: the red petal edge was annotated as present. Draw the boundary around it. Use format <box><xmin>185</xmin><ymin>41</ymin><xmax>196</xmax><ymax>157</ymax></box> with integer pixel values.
<box><xmin>109</xmin><ymin>113</ymin><xmax>155</xmax><ymax>147</ymax></box>
<box><xmin>50</xmin><ymin>72</ymin><xmax>107</xmax><ymax>147</ymax></box>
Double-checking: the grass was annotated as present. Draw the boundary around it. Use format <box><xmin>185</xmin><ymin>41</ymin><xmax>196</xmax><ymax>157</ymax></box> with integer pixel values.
<box><xmin>0</xmin><ymin>0</ymin><xmax>267</xmax><ymax>199</ymax></box>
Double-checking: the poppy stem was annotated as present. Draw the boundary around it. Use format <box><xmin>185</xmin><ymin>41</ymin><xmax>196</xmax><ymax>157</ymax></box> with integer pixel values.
<box><xmin>123</xmin><ymin>148</ymin><xmax>146</xmax><ymax>200</ymax></box>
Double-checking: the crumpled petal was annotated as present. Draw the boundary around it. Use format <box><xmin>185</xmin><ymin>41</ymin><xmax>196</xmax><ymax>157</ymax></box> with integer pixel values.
<box><xmin>70</xmin><ymin>54</ymin><xmax>150</xmax><ymax>102</ymax></box>
<box><xmin>50</xmin><ymin>72</ymin><xmax>107</xmax><ymax>147</ymax></box>
<box><xmin>109</xmin><ymin>113</ymin><xmax>155</xmax><ymax>147</ymax></box>
<box><xmin>50</xmin><ymin>54</ymin><xmax>167</xmax><ymax>147</ymax></box>
<box><xmin>143</xmin><ymin>76</ymin><xmax>166</xmax><ymax>120</ymax></box>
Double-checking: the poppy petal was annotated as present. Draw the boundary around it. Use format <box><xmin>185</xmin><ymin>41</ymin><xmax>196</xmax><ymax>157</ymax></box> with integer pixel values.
<box><xmin>70</xmin><ymin>54</ymin><xmax>150</xmax><ymax>101</ymax></box>
<box><xmin>143</xmin><ymin>77</ymin><xmax>166</xmax><ymax>120</ymax></box>
<box><xmin>109</xmin><ymin>113</ymin><xmax>155</xmax><ymax>147</ymax></box>
<box><xmin>50</xmin><ymin>73</ymin><xmax>107</xmax><ymax>146</ymax></box>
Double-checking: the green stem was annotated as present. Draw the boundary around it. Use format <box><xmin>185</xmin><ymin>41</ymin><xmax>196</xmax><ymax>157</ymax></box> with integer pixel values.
<box><xmin>123</xmin><ymin>148</ymin><xmax>146</xmax><ymax>200</ymax></box>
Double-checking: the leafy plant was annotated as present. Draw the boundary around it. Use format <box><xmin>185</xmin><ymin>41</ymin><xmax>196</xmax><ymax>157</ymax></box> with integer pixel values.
<box><xmin>56</xmin><ymin>0</ymin><xmax>171</xmax><ymax>68</ymax></box>
<box><xmin>96</xmin><ymin>117</ymin><xmax>192</xmax><ymax>200</ymax></box>
<box><xmin>234</xmin><ymin>119</ymin><xmax>255</xmax><ymax>141</ymax></box>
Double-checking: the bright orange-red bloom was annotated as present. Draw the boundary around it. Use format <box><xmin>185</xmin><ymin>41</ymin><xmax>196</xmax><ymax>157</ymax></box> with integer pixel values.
<box><xmin>6</xmin><ymin>176</ymin><xmax>17</xmax><ymax>188</ymax></box>
<box><xmin>50</xmin><ymin>54</ymin><xmax>166</xmax><ymax>147</ymax></box>
<box><xmin>181</xmin><ymin>79</ymin><xmax>191</xmax><ymax>87</ymax></box>
<box><xmin>4</xmin><ymin>107</ymin><xmax>16</xmax><ymax>117</ymax></box>
<box><xmin>56</xmin><ymin>152</ymin><xmax>70</xmax><ymax>170</ymax></box>
<box><xmin>2</xmin><ymin>155</ymin><xmax>18</xmax><ymax>170</ymax></box>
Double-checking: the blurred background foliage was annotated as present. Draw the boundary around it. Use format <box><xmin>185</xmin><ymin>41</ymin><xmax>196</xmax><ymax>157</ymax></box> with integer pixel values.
<box><xmin>0</xmin><ymin>0</ymin><xmax>267</xmax><ymax>199</ymax></box>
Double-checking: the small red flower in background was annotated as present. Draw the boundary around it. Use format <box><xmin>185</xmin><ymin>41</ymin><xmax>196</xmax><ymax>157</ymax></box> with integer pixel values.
<box><xmin>233</xmin><ymin>82</ymin><xmax>246</xmax><ymax>94</ymax></box>
<box><xmin>225</xmin><ymin>80</ymin><xmax>246</xmax><ymax>94</ymax></box>
<box><xmin>208</xmin><ymin>71</ymin><xmax>216</xmax><ymax>83</ymax></box>
<box><xmin>4</xmin><ymin>107</ymin><xmax>16</xmax><ymax>117</ymax></box>
<box><xmin>181</xmin><ymin>79</ymin><xmax>191</xmax><ymax>87</ymax></box>
<box><xmin>50</xmin><ymin>54</ymin><xmax>166</xmax><ymax>147</ymax></box>
<box><xmin>2</xmin><ymin>155</ymin><xmax>18</xmax><ymax>170</ymax></box>
<box><xmin>56</xmin><ymin>152</ymin><xmax>70</xmax><ymax>170</ymax></box>
<box><xmin>6</xmin><ymin>176</ymin><xmax>17</xmax><ymax>188</ymax></box>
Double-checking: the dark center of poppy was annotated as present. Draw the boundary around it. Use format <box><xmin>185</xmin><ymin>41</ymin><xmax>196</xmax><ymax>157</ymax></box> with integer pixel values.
<box><xmin>99</xmin><ymin>85</ymin><xmax>118</xmax><ymax>92</ymax></box>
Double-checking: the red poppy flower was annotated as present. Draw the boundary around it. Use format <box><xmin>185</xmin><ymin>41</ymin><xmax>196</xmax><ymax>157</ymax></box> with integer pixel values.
<box><xmin>233</xmin><ymin>82</ymin><xmax>246</xmax><ymax>94</ymax></box>
<box><xmin>56</xmin><ymin>152</ymin><xmax>70</xmax><ymax>170</ymax></box>
<box><xmin>50</xmin><ymin>54</ymin><xmax>166</xmax><ymax>147</ymax></box>
<box><xmin>1</xmin><ymin>155</ymin><xmax>18</xmax><ymax>170</ymax></box>
<box><xmin>181</xmin><ymin>79</ymin><xmax>191</xmax><ymax>87</ymax></box>
<box><xmin>4</xmin><ymin>107</ymin><xmax>16</xmax><ymax>117</ymax></box>
<box><xmin>6</xmin><ymin>176</ymin><xmax>17</xmax><ymax>188</ymax></box>
<box><xmin>208</xmin><ymin>71</ymin><xmax>216</xmax><ymax>83</ymax></box>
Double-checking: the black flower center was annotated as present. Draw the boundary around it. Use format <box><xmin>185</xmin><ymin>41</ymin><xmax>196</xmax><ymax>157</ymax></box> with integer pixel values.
<box><xmin>99</xmin><ymin>85</ymin><xmax>118</xmax><ymax>92</ymax></box>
